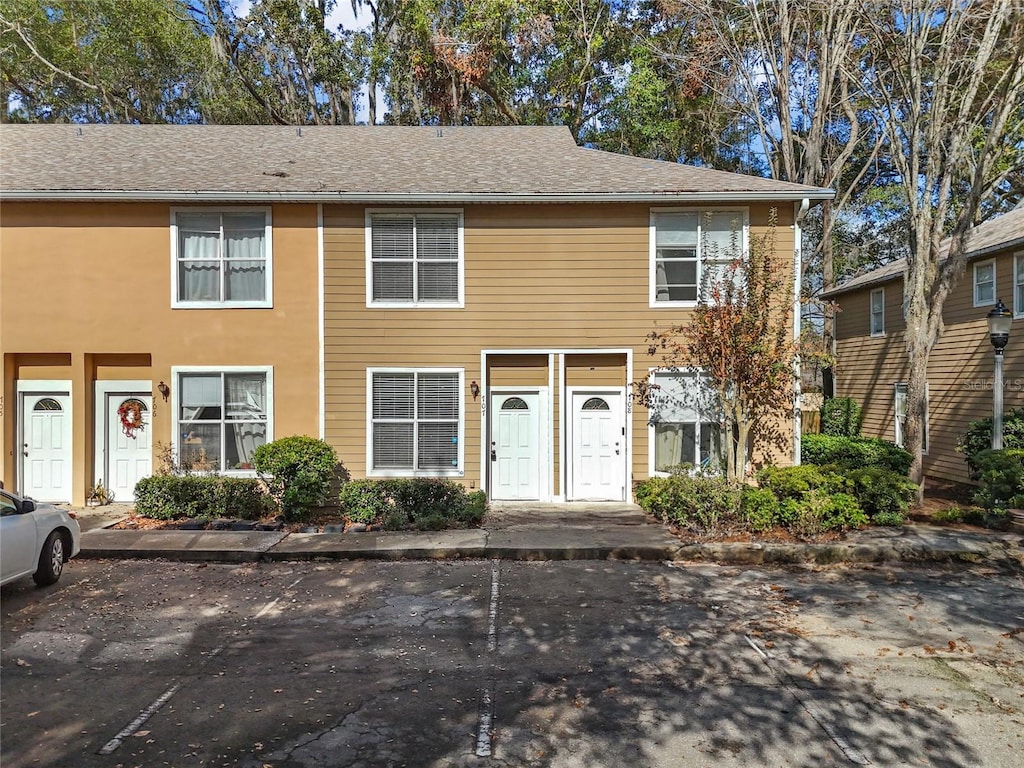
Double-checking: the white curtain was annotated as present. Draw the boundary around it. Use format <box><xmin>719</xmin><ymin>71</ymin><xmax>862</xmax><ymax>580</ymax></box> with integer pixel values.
<box><xmin>225</xmin><ymin>218</ymin><xmax>266</xmax><ymax>301</ymax></box>
<box><xmin>179</xmin><ymin>215</ymin><xmax>220</xmax><ymax>301</ymax></box>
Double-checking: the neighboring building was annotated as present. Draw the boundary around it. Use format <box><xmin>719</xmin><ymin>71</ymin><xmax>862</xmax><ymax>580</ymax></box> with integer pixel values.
<box><xmin>825</xmin><ymin>206</ymin><xmax>1024</xmax><ymax>485</ymax></box>
<box><xmin>0</xmin><ymin>125</ymin><xmax>830</xmax><ymax>505</ymax></box>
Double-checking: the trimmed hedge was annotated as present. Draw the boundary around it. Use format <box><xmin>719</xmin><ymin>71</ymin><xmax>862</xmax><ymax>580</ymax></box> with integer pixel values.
<box><xmin>957</xmin><ymin>407</ymin><xmax>1024</xmax><ymax>476</ymax></box>
<box><xmin>802</xmin><ymin>434</ymin><xmax>913</xmax><ymax>475</ymax></box>
<box><xmin>253</xmin><ymin>436</ymin><xmax>339</xmax><ymax>521</ymax></box>
<box><xmin>338</xmin><ymin>478</ymin><xmax>486</xmax><ymax>530</ymax></box>
<box><xmin>634</xmin><ymin>471</ymin><xmax>741</xmax><ymax>534</ymax></box>
<box><xmin>134</xmin><ymin>475</ymin><xmax>268</xmax><ymax>520</ymax></box>
<box><xmin>969</xmin><ymin>449</ymin><xmax>1024</xmax><ymax>511</ymax></box>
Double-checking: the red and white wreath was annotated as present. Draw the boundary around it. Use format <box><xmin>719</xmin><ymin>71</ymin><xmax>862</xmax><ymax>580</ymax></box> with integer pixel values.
<box><xmin>117</xmin><ymin>399</ymin><xmax>145</xmax><ymax>438</ymax></box>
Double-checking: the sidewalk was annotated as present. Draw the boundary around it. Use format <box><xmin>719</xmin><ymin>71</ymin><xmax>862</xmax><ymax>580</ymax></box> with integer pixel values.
<box><xmin>73</xmin><ymin>503</ymin><xmax>1024</xmax><ymax>567</ymax></box>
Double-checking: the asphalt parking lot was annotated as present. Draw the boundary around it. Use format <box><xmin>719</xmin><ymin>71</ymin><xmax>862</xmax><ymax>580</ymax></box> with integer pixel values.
<box><xmin>2</xmin><ymin>558</ymin><xmax>1022</xmax><ymax>767</ymax></box>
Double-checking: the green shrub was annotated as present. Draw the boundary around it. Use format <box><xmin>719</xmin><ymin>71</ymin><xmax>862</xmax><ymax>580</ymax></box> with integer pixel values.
<box><xmin>253</xmin><ymin>436</ymin><xmax>339</xmax><ymax>521</ymax></box>
<box><xmin>871</xmin><ymin>510</ymin><xmax>906</xmax><ymax>527</ymax></box>
<box><xmin>755</xmin><ymin>464</ymin><xmax>845</xmax><ymax>501</ymax></box>
<box><xmin>337</xmin><ymin>478</ymin><xmax>485</xmax><ymax>530</ymax></box>
<box><xmin>843</xmin><ymin>467</ymin><xmax>918</xmax><ymax>519</ymax></box>
<box><xmin>789</xmin><ymin>491</ymin><xmax>867</xmax><ymax>538</ymax></box>
<box><xmin>634</xmin><ymin>470</ymin><xmax>740</xmax><ymax>534</ymax></box>
<box><xmin>134</xmin><ymin>475</ymin><xmax>267</xmax><ymax>520</ymax></box>
<box><xmin>739</xmin><ymin>486</ymin><xmax>780</xmax><ymax>532</ymax></box>
<box><xmin>801</xmin><ymin>434</ymin><xmax>913</xmax><ymax>475</ymax></box>
<box><xmin>338</xmin><ymin>479</ymin><xmax>395</xmax><ymax>524</ymax></box>
<box><xmin>969</xmin><ymin>449</ymin><xmax>1024</xmax><ymax>511</ymax></box>
<box><xmin>957</xmin><ymin>408</ymin><xmax>1024</xmax><ymax>472</ymax></box>
<box><xmin>932</xmin><ymin>506</ymin><xmax>986</xmax><ymax>525</ymax></box>
<box><xmin>820</xmin><ymin>397</ymin><xmax>862</xmax><ymax>437</ymax></box>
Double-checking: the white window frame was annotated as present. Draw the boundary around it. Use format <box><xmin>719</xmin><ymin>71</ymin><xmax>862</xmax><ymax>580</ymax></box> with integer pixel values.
<box><xmin>170</xmin><ymin>207</ymin><xmax>273</xmax><ymax>309</ymax></box>
<box><xmin>366</xmin><ymin>367</ymin><xmax>465</xmax><ymax>477</ymax></box>
<box><xmin>646</xmin><ymin>368</ymin><xmax>724</xmax><ymax>476</ymax></box>
<box><xmin>894</xmin><ymin>382</ymin><xmax>928</xmax><ymax>455</ymax></box>
<box><xmin>170</xmin><ymin>365</ymin><xmax>274</xmax><ymax>475</ymax></box>
<box><xmin>1014</xmin><ymin>252</ymin><xmax>1024</xmax><ymax>319</ymax></box>
<box><xmin>973</xmin><ymin>258</ymin><xmax>996</xmax><ymax>307</ymax></box>
<box><xmin>870</xmin><ymin>288</ymin><xmax>885</xmax><ymax>337</ymax></box>
<box><xmin>365</xmin><ymin>209</ymin><xmax>465</xmax><ymax>309</ymax></box>
<box><xmin>649</xmin><ymin>207</ymin><xmax>749</xmax><ymax>308</ymax></box>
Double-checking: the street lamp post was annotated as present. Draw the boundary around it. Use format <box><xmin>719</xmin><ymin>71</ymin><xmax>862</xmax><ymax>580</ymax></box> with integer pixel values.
<box><xmin>987</xmin><ymin>299</ymin><xmax>1013</xmax><ymax>450</ymax></box>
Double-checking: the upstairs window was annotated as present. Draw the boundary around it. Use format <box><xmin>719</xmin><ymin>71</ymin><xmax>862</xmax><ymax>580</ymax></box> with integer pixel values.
<box><xmin>651</xmin><ymin>209</ymin><xmax>746</xmax><ymax>306</ymax></box>
<box><xmin>973</xmin><ymin>259</ymin><xmax>996</xmax><ymax>307</ymax></box>
<box><xmin>870</xmin><ymin>288</ymin><xmax>885</xmax><ymax>336</ymax></box>
<box><xmin>172</xmin><ymin>210</ymin><xmax>272</xmax><ymax>308</ymax></box>
<box><xmin>368</xmin><ymin>213</ymin><xmax>463</xmax><ymax>307</ymax></box>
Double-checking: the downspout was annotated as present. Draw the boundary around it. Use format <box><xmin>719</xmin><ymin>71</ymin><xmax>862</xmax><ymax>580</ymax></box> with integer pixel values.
<box><xmin>793</xmin><ymin>198</ymin><xmax>810</xmax><ymax>465</ymax></box>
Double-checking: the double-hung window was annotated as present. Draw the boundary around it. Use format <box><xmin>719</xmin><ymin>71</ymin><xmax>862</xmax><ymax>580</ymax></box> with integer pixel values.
<box><xmin>367</xmin><ymin>212</ymin><xmax>463</xmax><ymax>307</ymax></box>
<box><xmin>369</xmin><ymin>369</ymin><xmax>463</xmax><ymax>475</ymax></box>
<box><xmin>175</xmin><ymin>368</ymin><xmax>271</xmax><ymax>471</ymax></box>
<box><xmin>172</xmin><ymin>209</ymin><xmax>272</xmax><ymax>308</ymax></box>
<box><xmin>647</xmin><ymin>370</ymin><xmax>723</xmax><ymax>474</ymax></box>
<box><xmin>1015</xmin><ymin>253</ymin><xmax>1023</xmax><ymax>318</ymax></box>
<box><xmin>651</xmin><ymin>209</ymin><xmax>745</xmax><ymax>306</ymax></box>
<box><xmin>973</xmin><ymin>259</ymin><xmax>996</xmax><ymax>306</ymax></box>
<box><xmin>870</xmin><ymin>288</ymin><xmax>885</xmax><ymax>336</ymax></box>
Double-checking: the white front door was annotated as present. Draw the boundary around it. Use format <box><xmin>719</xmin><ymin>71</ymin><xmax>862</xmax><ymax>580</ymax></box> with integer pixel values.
<box><xmin>20</xmin><ymin>393</ymin><xmax>72</xmax><ymax>502</ymax></box>
<box><xmin>490</xmin><ymin>393</ymin><xmax>541</xmax><ymax>500</ymax></box>
<box><xmin>570</xmin><ymin>391</ymin><xmax>625</xmax><ymax>501</ymax></box>
<box><xmin>105</xmin><ymin>393</ymin><xmax>153</xmax><ymax>503</ymax></box>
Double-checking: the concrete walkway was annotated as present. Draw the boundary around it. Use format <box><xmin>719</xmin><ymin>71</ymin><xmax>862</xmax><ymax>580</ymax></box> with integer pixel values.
<box><xmin>72</xmin><ymin>501</ymin><xmax>1024</xmax><ymax>567</ymax></box>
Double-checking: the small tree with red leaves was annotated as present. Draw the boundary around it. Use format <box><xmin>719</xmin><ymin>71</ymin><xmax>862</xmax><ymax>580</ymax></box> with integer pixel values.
<box><xmin>636</xmin><ymin>210</ymin><xmax>797</xmax><ymax>481</ymax></box>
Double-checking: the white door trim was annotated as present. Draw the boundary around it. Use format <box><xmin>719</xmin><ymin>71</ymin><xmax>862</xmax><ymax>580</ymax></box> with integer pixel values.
<box><xmin>488</xmin><ymin>386</ymin><xmax>549</xmax><ymax>501</ymax></box>
<box><xmin>94</xmin><ymin>380</ymin><xmax>153</xmax><ymax>497</ymax></box>
<box><xmin>16</xmin><ymin>380</ymin><xmax>73</xmax><ymax>501</ymax></box>
<box><xmin>566</xmin><ymin>386</ymin><xmax>628</xmax><ymax>501</ymax></box>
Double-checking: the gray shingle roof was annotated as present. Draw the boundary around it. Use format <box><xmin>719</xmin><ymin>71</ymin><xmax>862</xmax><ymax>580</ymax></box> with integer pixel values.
<box><xmin>823</xmin><ymin>205</ymin><xmax>1024</xmax><ymax>297</ymax></box>
<box><xmin>0</xmin><ymin>124</ymin><xmax>833</xmax><ymax>202</ymax></box>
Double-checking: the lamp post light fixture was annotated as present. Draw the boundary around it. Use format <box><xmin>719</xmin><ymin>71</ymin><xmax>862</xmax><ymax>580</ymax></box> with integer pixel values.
<box><xmin>987</xmin><ymin>299</ymin><xmax>1013</xmax><ymax>450</ymax></box>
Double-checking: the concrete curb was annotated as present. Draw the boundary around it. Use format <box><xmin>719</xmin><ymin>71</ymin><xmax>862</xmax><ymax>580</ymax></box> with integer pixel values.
<box><xmin>77</xmin><ymin>525</ymin><xmax>1021</xmax><ymax>567</ymax></box>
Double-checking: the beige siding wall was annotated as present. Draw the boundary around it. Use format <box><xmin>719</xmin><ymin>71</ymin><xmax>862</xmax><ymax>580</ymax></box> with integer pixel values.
<box><xmin>324</xmin><ymin>202</ymin><xmax>797</xmax><ymax>495</ymax></box>
<box><xmin>834</xmin><ymin>247</ymin><xmax>1024</xmax><ymax>485</ymax></box>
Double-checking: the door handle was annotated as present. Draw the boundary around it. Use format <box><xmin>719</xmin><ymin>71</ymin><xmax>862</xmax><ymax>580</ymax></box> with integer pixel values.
<box><xmin>23</xmin><ymin>442</ymin><xmax>28</xmax><ymax>457</ymax></box>
<box><xmin>490</xmin><ymin>441</ymin><xmax>497</xmax><ymax>462</ymax></box>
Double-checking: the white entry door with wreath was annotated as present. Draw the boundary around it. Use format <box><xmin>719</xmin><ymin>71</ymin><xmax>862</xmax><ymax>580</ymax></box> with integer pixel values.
<box><xmin>96</xmin><ymin>382</ymin><xmax>153</xmax><ymax>504</ymax></box>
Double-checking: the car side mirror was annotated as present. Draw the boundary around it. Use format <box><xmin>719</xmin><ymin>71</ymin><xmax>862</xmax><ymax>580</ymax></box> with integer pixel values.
<box><xmin>21</xmin><ymin>499</ymin><xmax>35</xmax><ymax>513</ymax></box>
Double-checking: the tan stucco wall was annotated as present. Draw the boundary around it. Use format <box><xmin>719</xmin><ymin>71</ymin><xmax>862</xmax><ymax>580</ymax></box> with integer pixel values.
<box><xmin>1</xmin><ymin>201</ymin><xmax>320</xmax><ymax>503</ymax></box>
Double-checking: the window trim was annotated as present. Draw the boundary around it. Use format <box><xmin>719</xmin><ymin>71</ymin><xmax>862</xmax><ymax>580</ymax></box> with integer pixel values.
<box><xmin>973</xmin><ymin>258</ymin><xmax>996</xmax><ymax>307</ymax></box>
<box><xmin>649</xmin><ymin>207</ymin><xmax>749</xmax><ymax>308</ymax></box>
<box><xmin>870</xmin><ymin>288</ymin><xmax>886</xmax><ymax>337</ymax></box>
<box><xmin>1014</xmin><ymin>252</ymin><xmax>1024</xmax><ymax>319</ymax></box>
<box><xmin>170</xmin><ymin>365</ymin><xmax>274</xmax><ymax>475</ymax></box>
<box><xmin>170</xmin><ymin>207</ymin><xmax>273</xmax><ymax>309</ymax></box>
<box><xmin>646</xmin><ymin>368</ymin><xmax>723</xmax><ymax>476</ymax></box>
<box><xmin>365</xmin><ymin>209</ymin><xmax>465</xmax><ymax>309</ymax></box>
<box><xmin>894</xmin><ymin>381</ymin><xmax>928</xmax><ymax>455</ymax></box>
<box><xmin>365</xmin><ymin>367</ymin><xmax>465</xmax><ymax>477</ymax></box>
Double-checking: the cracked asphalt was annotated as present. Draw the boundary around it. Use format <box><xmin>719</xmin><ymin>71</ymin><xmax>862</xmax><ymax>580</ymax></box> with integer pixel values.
<box><xmin>2</xmin><ymin>557</ymin><xmax>1022</xmax><ymax>767</ymax></box>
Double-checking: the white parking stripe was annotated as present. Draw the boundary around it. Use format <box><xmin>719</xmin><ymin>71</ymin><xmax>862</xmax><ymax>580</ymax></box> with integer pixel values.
<box><xmin>97</xmin><ymin>575</ymin><xmax>304</xmax><ymax>754</ymax></box>
<box><xmin>476</xmin><ymin>559</ymin><xmax>502</xmax><ymax>757</ymax></box>
<box><xmin>745</xmin><ymin>634</ymin><xmax>871</xmax><ymax>765</ymax></box>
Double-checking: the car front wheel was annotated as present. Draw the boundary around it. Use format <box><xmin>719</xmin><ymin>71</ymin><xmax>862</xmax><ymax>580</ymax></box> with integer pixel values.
<box><xmin>33</xmin><ymin>531</ymin><xmax>65</xmax><ymax>586</ymax></box>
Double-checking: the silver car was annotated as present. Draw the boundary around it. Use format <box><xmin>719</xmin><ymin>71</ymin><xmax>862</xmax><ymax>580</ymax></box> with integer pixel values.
<box><xmin>1</xmin><ymin>489</ymin><xmax>82</xmax><ymax>586</ymax></box>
